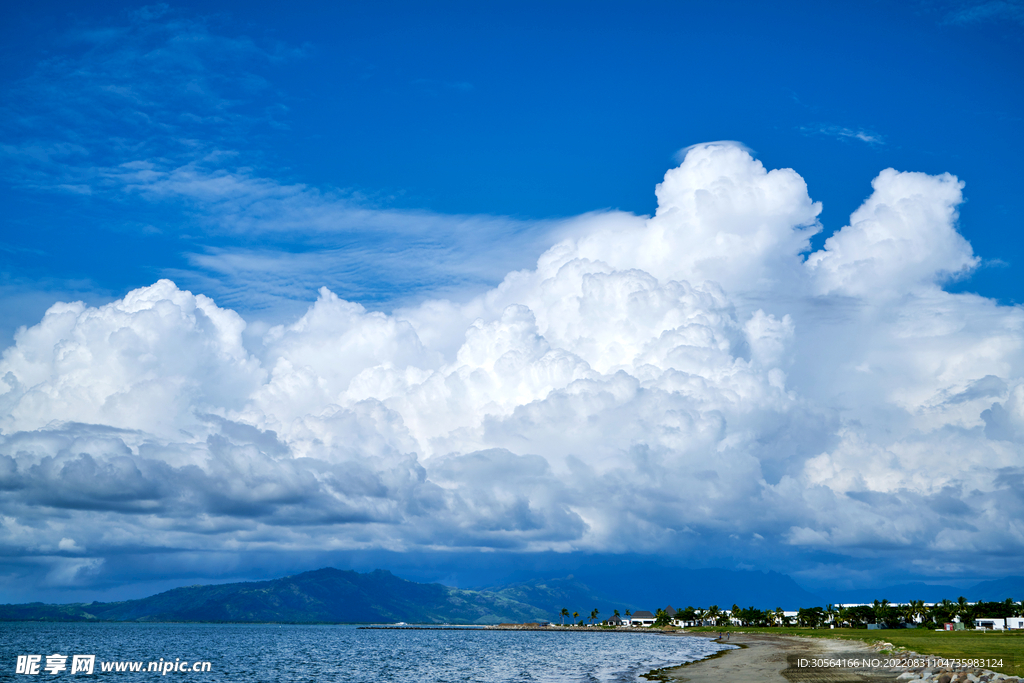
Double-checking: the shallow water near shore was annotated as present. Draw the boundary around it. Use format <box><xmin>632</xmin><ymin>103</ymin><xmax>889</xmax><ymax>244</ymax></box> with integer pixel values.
<box><xmin>1</xmin><ymin>622</ymin><xmax>728</xmax><ymax>682</ymax></box>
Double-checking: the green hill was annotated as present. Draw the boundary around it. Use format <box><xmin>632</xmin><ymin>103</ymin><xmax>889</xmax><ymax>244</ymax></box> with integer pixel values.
<box><xmin>0</xmin><ymin>568</ymin><xmax>550</xmax><ymax>624</ymax></box>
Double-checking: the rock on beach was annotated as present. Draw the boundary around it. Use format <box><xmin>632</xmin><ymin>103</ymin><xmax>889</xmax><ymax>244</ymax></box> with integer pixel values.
<box><xmin>880</xmin><ymin>639</ymin><xmax>1017</xmax><ymax>683</ymax></box>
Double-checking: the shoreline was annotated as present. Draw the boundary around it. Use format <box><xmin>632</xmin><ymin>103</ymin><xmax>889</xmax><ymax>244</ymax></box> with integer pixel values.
<box><xmin>650</xmin><ymin>631</ymin><xmax>900</xmax><ymax>682</ymax></box>
<box><xmin>359</xmin><ymin>625</ymin><xmax>668</xmax><ymax>632</ymax></box>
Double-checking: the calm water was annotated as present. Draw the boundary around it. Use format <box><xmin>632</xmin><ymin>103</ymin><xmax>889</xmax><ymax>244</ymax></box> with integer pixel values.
<box><xmin>0</xmin><ymin>623</ymin><xmax>730</xmax><ymax>682</ymax></box>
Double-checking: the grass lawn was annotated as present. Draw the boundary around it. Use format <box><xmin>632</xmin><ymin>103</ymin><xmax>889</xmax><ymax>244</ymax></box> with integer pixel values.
<box><xmin>686</xmin><ymin>626</ymin><xmax>1024</xmax><ymax>677</ymax></box>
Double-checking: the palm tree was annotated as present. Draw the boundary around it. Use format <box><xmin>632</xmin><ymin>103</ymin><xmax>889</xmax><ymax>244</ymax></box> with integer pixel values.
<box><xmin>573</xmin><ymin>611</ymin><xmax>579</xmax><ymax>627</ymax></box>
<box><xmin>937</xmin><ymin>598</ymin><xmax>955</xmax><ymax>624</ymax></box>
<box><xmin>560</xmin><ymin>608</ymin><xmax>569</xmax><ymax>626</ymax></box>
<box><xmin>589</xmin><ymin>608</ymin><xmax>599</xmax><ymax>625</ymax></box>
<box><xmin>695</xmin><ymin>608</ymin><xmax>707</xmax><ymax>626</ymax></box>
<box><xmin>956</xmin><ymin>596</ymin><xmax>971</xmax><ymax>627</ymax></box>
<box><xmin>902</xmin><ymin>601</ymin><xmax>923</xmax><ymax>626</ymax></box>
<box><xmin>707</xmin><ymin>605</ymin><xmax>722</xmax><ymax>627</ymax></box>
<box><xmin>873</xmin><ymin>599</ymin><xmax>892</xmax><ymax>627</ymax></box>
<box><xmin>775</xmin><ymin>607</ymin><xmax>785</xmax><ymax>627</ymax></box>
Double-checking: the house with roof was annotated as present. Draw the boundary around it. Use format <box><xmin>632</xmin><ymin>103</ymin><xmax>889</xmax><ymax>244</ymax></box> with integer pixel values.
<box><xmin>662</xmin><ymin>605</ymin><xmax>688</xmax><ymax>627</ymax></box>
<box><xmin>606</xmin><ymin>613</ymin><xmax>623</xmax><ymax>626</ymax></box>
<box><xmin>628</xmin><ymin>610</ymin><xmax>656</xmax><ymax>627</ymax></box>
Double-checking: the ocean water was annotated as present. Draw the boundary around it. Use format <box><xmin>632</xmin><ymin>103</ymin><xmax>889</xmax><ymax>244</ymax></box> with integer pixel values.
<box><xmin>0</xmin><ymin>623</ymin><xmax>730</xmax><ymax>682</ymax></box>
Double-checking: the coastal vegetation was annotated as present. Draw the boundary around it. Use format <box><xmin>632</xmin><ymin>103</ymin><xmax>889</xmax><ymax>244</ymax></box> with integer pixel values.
<box><xmin>551</xmin><ymin>598</ymin><xmax>1019</xmax><ymax>632</ymax></box>
<box><xmin>670</xmin><ymin>598</ymin><xmax>1024</xmax><ymax>630</ymax></box>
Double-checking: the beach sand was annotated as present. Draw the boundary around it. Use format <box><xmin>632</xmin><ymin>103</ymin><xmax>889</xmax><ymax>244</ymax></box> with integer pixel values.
<box><xmin>655</xmin><ymin>632</ymin><xmax>901</xmax><ymax>683</ymax></box>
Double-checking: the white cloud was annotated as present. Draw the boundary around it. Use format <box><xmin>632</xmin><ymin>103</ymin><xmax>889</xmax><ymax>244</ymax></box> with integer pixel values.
<box><xmin>807</xmin><ymin>169</ymin><xmax>977</xmax><ymax>296</ymax></box>
<box><xmin>0</xmin><ymin>280</ymin><xmax>263</xmax><ymax>437</ymax></box>
<box><xmin>136</xmin><ymin>163</ymin><xmax>564</xmax><ymax>311</ymax></box>
<box><xmin>802</xmin><ymin>124</ymin><xmax>885</xmax><ymax>146</ymax></box>
<box><xmin>2</xmin><ymin>143</ymin><xmax>1022</xmax><ymax>587</ymax></box>
<box><xmin>543</xmin><ymin>143</ymin><xmax>822</xmax><ymax>295</ymax></box>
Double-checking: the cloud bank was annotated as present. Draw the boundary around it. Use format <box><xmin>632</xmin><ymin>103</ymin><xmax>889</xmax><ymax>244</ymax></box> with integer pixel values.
<box><xmin>2</xmin><ymin>143</ymin><xmax>1022</xmax><ymax>593</ymax></box>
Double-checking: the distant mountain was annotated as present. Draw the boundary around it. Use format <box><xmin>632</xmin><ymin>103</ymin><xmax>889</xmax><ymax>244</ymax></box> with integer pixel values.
<box><xmin>823</xmin><ymin>577</ymin><xmax>1024</xmax><ymax>605</ymax></box>
<box><xmin>488</xmin><ymin>575</ymin><xmax>631</xmax><ymax>620</ymax></box>
<box><xmin>0</xmin><ymin>568</ymin><xmax>550</xmax><ymax>624</ymax></box>
<box><xmin>826</xmin><ymin>582</ymin><xmax>966</xmax><ymax>605</ymax></box>
<box><xmin>483</xmin><ymin>566</ymin><xmax>824</xmax><ymax>612</ymax></box>
<box><xmin>567</xmin><ymin>566</ymin><xmax>825</xmax><ymax>611</ymax></box>
<box><xmin>966</xmin><ymin>576</ymin><xmax>1024</xmax><ymax>602</ymax></box>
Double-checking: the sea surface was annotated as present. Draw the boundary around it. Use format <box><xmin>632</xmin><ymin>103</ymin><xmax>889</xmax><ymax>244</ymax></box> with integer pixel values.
<box><xmin>1</xmin><ymin>622</ymin><xmax>730</xmax><ymax>682</ymax></box>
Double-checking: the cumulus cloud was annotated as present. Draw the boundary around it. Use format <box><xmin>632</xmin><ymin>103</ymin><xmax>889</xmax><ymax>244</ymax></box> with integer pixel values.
<box><xmin>807</xmin><ymin>169</ymin><xmax>977</xmax><ymax>296</ymax></box>
<box><xmin>2</xmin><ymin>143</ymin><xmax>1022</xmax><ymax>591</ymax></box>
<box><xmin>0</xmin><ymin>280</ymin><xmax>262</xmax><ymax>437</ymax></box>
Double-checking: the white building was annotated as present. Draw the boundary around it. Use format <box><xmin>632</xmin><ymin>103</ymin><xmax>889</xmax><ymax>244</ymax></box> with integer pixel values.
<box><xmin>628</xmin><ymin>610</ymin><xmax>656</xmax><ymax>627</ymax></box>
<box><xmin>976</xmin><ymin>617</ymin><xmax>1024</xmax><ymax>630</ymax></box>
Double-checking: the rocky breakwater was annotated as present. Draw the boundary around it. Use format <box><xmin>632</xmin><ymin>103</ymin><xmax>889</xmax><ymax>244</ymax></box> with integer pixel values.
<box><xmin>871</xmin><ymin>640</ymin><xmax>1021</xmax><ymax>683</ymax></box>
<box><xmin>897</xmin><ymin>671</ymin><xmax>1015</xmax><ymax>679</ymax></box>
<box><xmin>897</xmin><ymin>670</ymin><xmax>1020</xmax><ymax>683</ymax></box>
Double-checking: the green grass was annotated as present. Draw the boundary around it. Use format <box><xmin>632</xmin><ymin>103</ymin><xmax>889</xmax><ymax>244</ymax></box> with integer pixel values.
<box><xmin>686</xmin><ymin>626</ymin><xmax>1024</xmax><ymax>677</ymax></box>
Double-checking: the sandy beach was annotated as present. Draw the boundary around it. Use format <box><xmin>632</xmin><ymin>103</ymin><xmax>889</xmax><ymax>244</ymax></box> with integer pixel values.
<box><xmin>655</xmin><ymin>632</ymin><xmax>901</xmax><ymax>683</ymax></box>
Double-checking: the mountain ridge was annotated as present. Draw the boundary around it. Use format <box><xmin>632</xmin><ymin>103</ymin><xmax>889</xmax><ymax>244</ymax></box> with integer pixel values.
<box><xmin>0</xmin><ymin>568</ymin><xmax>549</xmax><ymax>625</ymax></box>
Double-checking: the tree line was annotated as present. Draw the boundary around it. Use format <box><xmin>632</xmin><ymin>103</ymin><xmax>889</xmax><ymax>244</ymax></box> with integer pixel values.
<box><xmin>556</xmin><ymin>598</ymin><xmax>1023</xmax><ymax>628</ymax></box>
<box><xmin>684</xmin><ymin>598</ymin><xmax>1023</xmax><ymax>629</ymax></box>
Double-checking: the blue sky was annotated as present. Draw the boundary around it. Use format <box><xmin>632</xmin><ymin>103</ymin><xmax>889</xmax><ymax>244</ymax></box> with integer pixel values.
<box><xmin>3</xmin><ymin>0</ymin><xmax>1022</xmax><ymax>340</ymax></box>
<box><xmin>1</xmin><ymin>1</ymin><xmax>1023</xmax><ymax>602</ymax></box>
